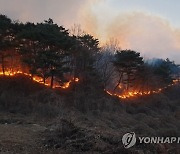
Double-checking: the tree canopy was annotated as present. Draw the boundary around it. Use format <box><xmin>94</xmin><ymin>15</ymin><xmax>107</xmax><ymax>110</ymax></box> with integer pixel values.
<box><xmin>0</xmin><ymin>14</ymin><xmax>179</xmax><ymax>94</ymax></box>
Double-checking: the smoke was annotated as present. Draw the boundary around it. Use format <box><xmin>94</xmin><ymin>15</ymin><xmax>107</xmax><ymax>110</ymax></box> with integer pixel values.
<box><xmin>77</xmin><ymin>0</ymin><xmax>105</xmax><ymax>37</ymax></box>
<box><xmin>106</xmin><ymin>12</ymin><xmax>180</xmax><ymax>63</ymax></box>
<box><xmin>0</xmin><ymin>0</ymin><xmax>101</xmax><ymax>28</ymax></box>
<box><xmin>1</xmin><ymin>0</ymin><xmax>180</xmax><ymax>63</ymax></box>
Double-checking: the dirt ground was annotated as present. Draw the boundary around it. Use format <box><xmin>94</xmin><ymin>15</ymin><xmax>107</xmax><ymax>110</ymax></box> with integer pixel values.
<box><xmin>0</xmin><ymin>113</ymin><xmax>54</xmax><ymax>154</ymax></box>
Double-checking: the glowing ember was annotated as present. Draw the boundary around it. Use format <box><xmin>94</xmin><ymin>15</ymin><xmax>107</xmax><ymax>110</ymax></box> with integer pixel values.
<box><xmin>0</xmin><ymin>70</ymin><xmax>79</xmax><ymax>89</ymax></box>
<box><xmin>57</xmin><ymin>78</ymin><xmax>79</xmax><ymax>89</ymax></box>
<box><xmin>105</xmin><ymin>79</ymin><xmax>180</xmax><ymax>99</ymax></box>
<box><xmin>0</xmin><ymin>70</ymin><xmax>179</xmax><ymax>99</ymax></box>
<box><xmin>74</xmin><ymin>78</ymin><xmax>79</xmax><ymax>82</ymax></box>
<box><xmin>58</xmin><ymin>81</ymin><xmax>71</xmax><ymax>89</ymax></box>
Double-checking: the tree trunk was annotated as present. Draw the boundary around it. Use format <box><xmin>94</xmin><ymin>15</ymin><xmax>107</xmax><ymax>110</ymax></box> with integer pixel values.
<box><xmin>127</xmin><ymin>73</ymin><xmax>129</xmax><ymax>91</ymax></box>
<box><xmin>51</xmin><ymin>74</ymin><xmax>54</xmax><ymax>88</ymax></box>
<box><xmin>113</xmin><ymin>73</ymin><xmax>123</xmax><ymax>92</ymax></box>
<box><xmin>43</xmin><ymin>77</ymin><xmax>46</xmax><ymax>84</ymax></box>
<box><xmin>1</xmin><ymin>55</ymin><xmax>5</xmax><ymax>75</ymax></box>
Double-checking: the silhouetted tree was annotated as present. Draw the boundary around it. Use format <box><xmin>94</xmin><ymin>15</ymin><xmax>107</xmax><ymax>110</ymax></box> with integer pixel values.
<box><xmin>154</xmin><ymin>58</ymin><xmax>179</xmax><ymax>84</ymax></box>
<box><xmin>1</xmin><ymin>14</ymin><xmax>180</xmax><ymax>94</ymax></box>
<box><xmin>76</xmin><ymin>34</ymin><xmax>100</xmax><ymax>82</ymax></box>
<box><xmin>18</xmin><ymin>19</ymin><xmax>71</xmax><ymax>87</ymax></box>
<box><xmin>0</xmin><ymin>15</ymin><xmax>16</xmax><ymax>74</ymax></box>
<box><xmin>113</xmin><ymin>50</ymin><xmax>144</xmax><ymax>91</ymax></box>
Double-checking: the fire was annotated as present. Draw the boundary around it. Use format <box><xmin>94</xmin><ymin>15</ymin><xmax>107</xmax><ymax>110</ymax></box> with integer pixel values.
<box><xmin>0</xmin><ymin>71</ymin><xmax>24</xmax><ymax>76</ymax></box>
<box><xmin>105</xmin><ymin>79</ymin><xmax>180</xmax><ymax>99</ymax></box>
<box><xmin>0</xmin><ymin>70</ymin><xmax>79</xmax><ymax>89</ymax></box>
<box><xmin>74</xmin><ymin>78</ymin><xmax>79</xmax><ymax>82</ymax></box>
<box><xmin>106</xmin><ymin>90</ymin><xmax>113</xmax><ymax>96</ymax></box>
<box><xmin>1</xmin><ymin>69</ymin><xmax>179</xmax><ymax>99</ymax></box>
<box><xmin>58</xmin><ymin>81</ymin><xmax>71</xmax><ymax>89</ymax></box>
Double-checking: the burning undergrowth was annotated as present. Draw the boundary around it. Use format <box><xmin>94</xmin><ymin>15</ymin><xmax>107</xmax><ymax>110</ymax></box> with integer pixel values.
<box><xmin>105</xmin><ymin>79</ymin><xmax>180</xmax><ymax>99</ymax></box>
<box><xmin>1</xmin><ymin>14</ymin><xmax>180</xmax><ymax>101</ymax></box>
<box><xmin>0</xmin><ymin>66</ymin><xmax>179</xmax><ymax>153</ymax></box>
<box><xmin>0</xmin><ymin>10</ymin><xmax>180</xmax><ymax>154</ymax></box>
<box><xmin>0</xmin><ymin>69</ymin><xmax>79</xmax><ymax>89</ymax></box>
<box><xmin>97</xmin><ymin>49</ymin><xmax>180</xmax><ymax>99</ymax></box>
<box><xmin>40</xmin><ymin>85</ymin><xmax>180</xmax><ymax>153</ymax></box>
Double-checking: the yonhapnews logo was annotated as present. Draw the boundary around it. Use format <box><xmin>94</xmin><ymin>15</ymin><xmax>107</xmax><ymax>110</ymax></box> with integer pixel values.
<box><xmin>122</xmin><ymin>132</ymin><xmax>180</xmax><ymax>149</ymax></box>
<box><xmin>122</xmin><ymin>132</ymin><xmax>136</xmax><ymax>149</ymax></box>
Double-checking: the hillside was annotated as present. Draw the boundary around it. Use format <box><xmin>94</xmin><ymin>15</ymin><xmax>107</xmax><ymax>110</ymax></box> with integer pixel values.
<box><xmin>0</xmin><ymin>75</ymin><xmax>179</xmax><ymax>153</ymax></box>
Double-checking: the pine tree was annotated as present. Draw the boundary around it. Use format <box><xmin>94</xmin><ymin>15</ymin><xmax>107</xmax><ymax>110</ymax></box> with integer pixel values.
<box><xmin>113</xmin><ymin>50</ymin><xmax>144</xmax><ymax>91</ymax></box>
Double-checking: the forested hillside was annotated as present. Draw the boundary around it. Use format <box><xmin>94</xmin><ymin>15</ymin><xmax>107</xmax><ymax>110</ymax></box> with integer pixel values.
<box><xmin>0</xmin><ymin>14</ymin><xmax>180</xmax><ymax>154</ymax></box>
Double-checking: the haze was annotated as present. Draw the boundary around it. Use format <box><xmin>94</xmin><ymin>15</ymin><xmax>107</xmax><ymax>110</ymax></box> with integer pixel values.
<box><xmin>0</xmin><ymin>0</ymin><xmax>180</xmax><ymax>62</ymax></box>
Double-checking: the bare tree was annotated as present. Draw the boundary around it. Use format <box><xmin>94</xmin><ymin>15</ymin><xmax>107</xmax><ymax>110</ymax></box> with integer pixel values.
<box><xmin>96</xmin><ymin>50</ymin><xmax>115</xmax><ymax>89</ymax></box>
<box><xmin>69</xmin><ymin>24</ymin><xmax>85</xmax><ymax>37</ymax></box>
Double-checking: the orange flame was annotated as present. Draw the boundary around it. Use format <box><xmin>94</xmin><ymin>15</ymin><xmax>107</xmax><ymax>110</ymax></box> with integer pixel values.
<box><xmin>105</xmin><ymin>79</ymin><xmax>180</xmax><ymax>99</ymax></box>
<box><xmin>1</xmin><ymin>70</ymin><xmax>179</xmax><ymax>99</ymax></box>
<box><xmin>0</xmin><ymin>70</ymin><xmax>79</xmax><ymax>89</ymax></box>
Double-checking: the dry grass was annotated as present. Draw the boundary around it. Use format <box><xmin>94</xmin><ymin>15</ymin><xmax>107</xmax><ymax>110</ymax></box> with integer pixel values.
<box><xmin>0</xmin><ymin>76</ymin><xmax>179</xmax><ymax>153</ymax></box>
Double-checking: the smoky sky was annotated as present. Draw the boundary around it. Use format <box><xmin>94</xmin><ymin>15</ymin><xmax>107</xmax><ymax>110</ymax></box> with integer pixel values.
<box><xmin>106</xmin><ymin>12</ymin><xmax>180</xmax><ymax>63</ymax></box>
<box><xmin>1</xmin><ymin>0</ymin><xmax>180</xmax><ymax>63</ymax></box>
<box><xmin>0</xmin><ymin>0</ymin><xmax>91</xmax><ymax>27</ymax></box>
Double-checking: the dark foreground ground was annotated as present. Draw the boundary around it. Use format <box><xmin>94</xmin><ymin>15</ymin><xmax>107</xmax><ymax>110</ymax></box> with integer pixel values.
<box><xmin>0</xmin><ymin>75</ymin><xmax>179</xmax><ymax>153</ymax></box>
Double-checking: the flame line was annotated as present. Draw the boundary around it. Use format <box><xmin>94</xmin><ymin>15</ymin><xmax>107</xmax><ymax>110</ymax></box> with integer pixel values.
<box><xmin>105</xmin><ymin>79</ymin><xmax>180</xmax><ymax>99</ymax></box>
<box><xmin>0</xmin><ymin>71</ymin><xmax>79</xmax><ymax>89</ymax></box>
